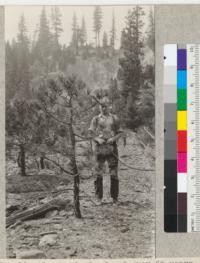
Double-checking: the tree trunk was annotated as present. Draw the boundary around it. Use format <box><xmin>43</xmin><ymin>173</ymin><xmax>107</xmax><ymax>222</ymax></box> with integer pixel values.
<box><xmin>69</xmin><ymin>100</ymin><xmax>82</xmax><ymax>218</ymax></box>
<box><xmin>98</xmin><ymin>32</ymin><xmax>100</xmax><ymax>48</ymax></box>
<box><xmin>34</xmin><ymin>157</ymin><xmax>40</xmax><ymax>170</ymax></box>
<box><xmin>17</xmin><ymin>151</ymin><xmax>21</xmax><ymax>167</ymax></box>
<box><xmin>75</xmin><ymin>29</ymin><xmax>79</xmax><ymax>56</ymax></box>
<box><xmin>40</xmin><ymin>156</ymin><xmax>45</xmax><ymax>169</ymax></box>
<box><xmin>19</xmin><ymin>145</ymin><xmax>26</xmax><ymax>176</ymax></box>
<box><xmin>95</xmin><ymin>32</ymin><xmax>97</xmax><ymax>48</ymax></box>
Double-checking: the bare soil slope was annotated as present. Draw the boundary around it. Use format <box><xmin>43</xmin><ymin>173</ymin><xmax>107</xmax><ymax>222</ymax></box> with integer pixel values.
<box><xmin>6</xmin><ymin>131</ymin><xmax>155</xmax><ymax>259</ymax></box>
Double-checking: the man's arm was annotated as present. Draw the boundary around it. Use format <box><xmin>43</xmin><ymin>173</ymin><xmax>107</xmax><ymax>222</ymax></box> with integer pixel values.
<box><xmin>107</xmin><ymin>131</ymin><xmax>125</xmax><ymax>144</ymax></box>
<box><xmin>107</xmin><ymin>115</ymin><xmax>125</xmax><ymax>144</ymax></box>
<box><xmin>88</xmin><ymin>116</ymin><xmax>97</xmax><ymax>139</ymax></box>
<box><xmin>88</xmin><ymin>116</ymin><xmax>105</xmax><ymax>144</ymax></box>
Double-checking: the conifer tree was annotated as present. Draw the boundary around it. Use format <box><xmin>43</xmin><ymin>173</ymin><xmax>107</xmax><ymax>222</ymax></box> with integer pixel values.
<box><xmin>146</xmin><ymin>7</ymin><xmax>154</xmax><ymax>52</ymax></box>
<box><xmin>35</xmin><ymin>7</ymin><xmax>52</xmax><ymax>68</ymax></box>
<box><xmin>93</xmin><ymin>6</ymin><xmax>102</xmax><ymax>48</ymax></box>
<box><xmin>71</xmin><ymin>12</ymin><xmax>79</xmax><ymax>55</ymax></box>
<box><xmin>110</xmin><ymin>11</ymin><xmax>116</xmax><ymax>50</ymax></box>
<box><xmin>102</xmin><ymin>31</ymin><xmax>108</xmax><ymax>48</ymax></box>
<box><xmin>50</xmin><ymin>6</ymin><xmax>63</xmax><ymax>70</ymax></box>
<box><xmin>50</xmin><ymin>6</ymin><xmax>63</xmax><ymax>43</ymax></box>
<box><xmin>79</xmin><ymin>16</ymin><xmax>87</xmax><ymax>46</ymax></box>
<box><xmin>6</xmin><ymin>41</ymin><xmax>18</xmax><ymax>102</ymax></box>
<box><xmin>16</xmin><ymin>14</ymin><xmax>31</xmax><ymax>99</ymax></box>
<box><xmin>118</xmin><ymin>6</ymin><xmax>145</xmax><ymax>128</ymax></box>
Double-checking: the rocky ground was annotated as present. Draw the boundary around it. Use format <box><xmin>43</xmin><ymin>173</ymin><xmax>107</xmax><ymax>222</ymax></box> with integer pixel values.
<box><xmin>6</xmin><ymin>131</ymin><xmax>155</xmax><ymax>259</ymax></box>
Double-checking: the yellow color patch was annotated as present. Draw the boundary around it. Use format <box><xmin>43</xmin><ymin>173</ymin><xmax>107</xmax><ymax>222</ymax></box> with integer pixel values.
<box><xmin>177</xmin><ymin>111</ymin><xmax>187</xmax><ymax>130</ymax></box>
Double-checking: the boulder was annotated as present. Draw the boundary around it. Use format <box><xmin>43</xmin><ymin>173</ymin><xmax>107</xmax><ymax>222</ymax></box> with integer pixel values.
<box><xmin>45</xmin><ymin>210</ymin><xmax>58</xmax><ymax>218</ymax></box>
<box><xmin>59</xmin><ymin>210</ymin><xmax>67</xmax><ymax>216</ymax></box>
<box><xmin>39</xmin><ymin>234</ymin><xmax>57</xmax><ymax>247</ymax></box>
<box><xmin>16</xmin><ymin>249</ymin><xmax>46</xmax><ymax>259</ymax></box>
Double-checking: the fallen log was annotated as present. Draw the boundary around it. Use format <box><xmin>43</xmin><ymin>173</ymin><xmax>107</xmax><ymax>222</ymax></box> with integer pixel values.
<box><xmin>6</xmin><ymin>198</ymin><xmax>68</xmax><ymax>228</ymax></box>
<box><xmin>6</xmin><ymin>204</ymin><xmax>21</xmax><ymax>217</ymax></box>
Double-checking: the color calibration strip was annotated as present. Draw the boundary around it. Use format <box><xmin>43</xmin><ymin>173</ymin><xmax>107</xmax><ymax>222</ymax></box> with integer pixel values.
<box><xmin>164</xmin><ymin>44</ymin><xmax>177</xmax><ymax>232</ymax></box>
<box><xmin>177</xmin><ymin>47</ymin><xmax>187</xmax><ymax>232</ymax></box>
<box><xmin>164</xmin><ymin>44</ymin><xmax>200</xmax><ymax>232</ymax></box>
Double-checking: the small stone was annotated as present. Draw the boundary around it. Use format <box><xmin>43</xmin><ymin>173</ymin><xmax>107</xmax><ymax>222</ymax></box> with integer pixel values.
<box><xmin>92</xmin><ymin>243</ymin><xmax>103</xmax><ymax>249</ymax></box>
<box><xmin>39</xmin><ymin>234</ymin><xmax>57</xmax><ymax>247</ymax></box>
<box><xmin>8</xmin><ymin>250</ymin><xmax>16</xmax><ymax>258</ymax></box>
<box><xmin>23</xmin><ymin>224</ymin><xmax>31</xmax><ymax>230</ymax></box>
<box><xmin>40</xmin><ymin>231</ymin><xmax>57</xmax><ymax>236</ymax></box>
<box><xmin>45</xmin><ymin>210</ymin><xmax>58</xmax><ymax>218</ymax></box>
<box><xmin>121</xmin><ymin>227</ymin><xmax>129</xmax><ymax>233</ymax></box>
<box><xmin>69</xmin><ymin>248</ymin><xmax>77</xmax><ymax>257</ymax></box>
<box><xmin>53</xmin><ymin>224</ymin><xmax>63</xmax><ymax>230</ymax></box>
<box><xmin>68</xmin><ymin>211</ymin><xmax>74</xmax><ymax>216</ymax></box>
<box><xmin>16</xmin><ymin>249</ymin><xmax>46</xmax><ymax>259</ymax></box>
<box><xmin>59</xmin><ymin>210</ymin><xmax>67</xmax><ymax>216</ymax></box>
<box><xmin>38</xmin><ymin>169</ymin><xmax>55</xmax><ymax>176</ymax></box>
<box><xmin>56</xmin><ymin>185</ymin><xmax>66</xmax><ymax>191</ymax></box>
<box><xmin>65</xmin><ymin>246</ymin><xmax>71</xmax><ymax>250</ymax></box>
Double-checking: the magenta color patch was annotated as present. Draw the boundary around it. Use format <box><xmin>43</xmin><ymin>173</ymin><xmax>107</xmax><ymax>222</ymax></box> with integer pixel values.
<box><xmin>177</xmin><ymin>153</ymin><xmax>187</xmax><ymax>173</ymax></box>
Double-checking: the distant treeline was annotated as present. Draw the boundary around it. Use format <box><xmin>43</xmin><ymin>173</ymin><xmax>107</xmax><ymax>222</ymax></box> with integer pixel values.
<box><xmin>6</xmin><ymin>5</ymin><xmax>154</xmax><ymax>130</ymax></box>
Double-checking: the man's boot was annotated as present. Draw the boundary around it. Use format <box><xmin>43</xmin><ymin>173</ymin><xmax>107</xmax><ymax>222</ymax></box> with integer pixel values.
<box><xmin>110</xmin><ymin>177</ymin><xmax>119</xmax><ymax>203</ymax></box>
<box><xmin>94</xmin><ymin>177</ymin><xmax>103</xmax><ymax>203</ymax></box>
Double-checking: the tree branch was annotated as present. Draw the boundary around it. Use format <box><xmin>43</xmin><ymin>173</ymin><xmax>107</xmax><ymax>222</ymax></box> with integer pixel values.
<box><xmin>74</xmin><ymin>133</ymin><xmax>90</xmax><ymax>141</ymax></box>
<box><xmin>91</xmin><ymin>95</ymin><xmax>101</xmax><ymax>105</ymax></box>
<box><xmin>74</xmin><ymin>102</ymin><xmax>97</xmax><ymax>120</ymax></box>
<box><xmin>143</xmin><ymin>126</ymin><xmax>155</xmax><ymax>140</ymax></box>
<box><xmin>42</xmin><ymin>102</ymin><xmax>71</xmax><ymax>126</ymax></box>
<box><xmin>45</xmin><ymin>92</ymin><xmax>71</xmax><ymax>109</ymax></box>
<box><xmin>43</xmin><ymin>156</ymin><xmax>75</xmax><ymax>176</ymax></box>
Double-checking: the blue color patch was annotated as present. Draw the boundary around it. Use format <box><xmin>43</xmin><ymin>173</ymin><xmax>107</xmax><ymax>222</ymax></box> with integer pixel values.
<box><xmin>177</xmin><ymin>70</ymin><xmax>187</xmax><ymax>89</ymax></box>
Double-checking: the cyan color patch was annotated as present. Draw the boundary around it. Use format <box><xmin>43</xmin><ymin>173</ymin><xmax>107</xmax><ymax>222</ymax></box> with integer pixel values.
<box><xmin>177</xmin><ymin>70</ymin><xmax>187</xmax><ymax>89</ymax></box>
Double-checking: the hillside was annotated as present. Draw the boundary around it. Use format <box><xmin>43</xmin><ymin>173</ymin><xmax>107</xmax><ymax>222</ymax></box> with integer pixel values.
<box><xmin>6</xmin><ymin>130</ymin><xmax>155</xmax><ymax>259</ymax></box>
<box><xmin>64</xmin><ymin>46</ymin><xmax>154</xmax><ymax>93</ymax></box>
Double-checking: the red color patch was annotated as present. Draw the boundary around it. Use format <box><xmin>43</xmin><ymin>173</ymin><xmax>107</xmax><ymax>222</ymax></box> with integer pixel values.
<box><xmin>177</xmin><ymin>131</ymin><xmax>187</xmax><ymax>152</ymax></box>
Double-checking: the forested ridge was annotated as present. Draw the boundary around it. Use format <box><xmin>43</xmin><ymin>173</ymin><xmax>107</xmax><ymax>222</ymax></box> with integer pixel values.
<box><xmin>6</xmin><ymin>6</ymin><xmax>155</xmax><ymax>258</ymax></box>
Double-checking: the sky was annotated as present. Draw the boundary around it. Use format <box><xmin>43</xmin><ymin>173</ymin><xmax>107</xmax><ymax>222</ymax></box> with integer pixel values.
<box><xmin>5</xmin><ymin>5</ymin><xmax>153</xmax><ymax>48</ymax></box>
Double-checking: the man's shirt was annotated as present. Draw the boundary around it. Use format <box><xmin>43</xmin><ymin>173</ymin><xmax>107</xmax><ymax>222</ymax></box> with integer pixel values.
<box><xmin>88</xmin><ymin>113</ymin><xmax>121</xmax><ymax>140</ymax></box>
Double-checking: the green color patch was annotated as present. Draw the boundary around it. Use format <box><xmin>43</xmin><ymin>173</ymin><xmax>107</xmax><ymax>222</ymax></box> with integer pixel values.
<box><xmin>177</xmin><ymin>89</ymin><xmax>187</xmax><ymax>110</ymax></box>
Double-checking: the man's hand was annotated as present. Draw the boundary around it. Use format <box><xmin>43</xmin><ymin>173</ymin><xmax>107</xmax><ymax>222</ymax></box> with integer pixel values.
<box><xmin>107</xmin><ymin>132</ymin><xmax>124</xmax><ymax>144</ymax></box>
<box><xmin>107</xmin><ymin>137</ymin><xmax>115</xmax><ymax>144</ymax></box>
<box><xmin>94</xmin><ymin>137</ymin><xmax>106</xmax><ymax>145</ymax></box>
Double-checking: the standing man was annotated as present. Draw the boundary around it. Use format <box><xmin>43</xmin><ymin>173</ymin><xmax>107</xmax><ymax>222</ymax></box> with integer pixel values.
<box><xmin>88</xmin><ymin>97</ymin><xmax>123</xmax><ymax>204</ymax></box>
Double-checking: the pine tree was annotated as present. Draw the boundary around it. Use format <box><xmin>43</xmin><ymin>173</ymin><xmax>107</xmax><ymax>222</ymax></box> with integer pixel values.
<box><xmin>93</xmin><ymin>6</ymin><xmax>102</xmax><ymax>48</ymax></box>
<box><xmin>117</xmin><ymin>6</ymin><xmax>145</xmax><ymax>128</ymax></box>
<box><xmin>79</xmin><ymin>16</ymin><xmax>87</xmax><ymax>46</ymax></box>
<box><xmin>102</xmin><ymin>31</ymin><xmax>108</xmax><ymax>48</ymax></box>
<box><xmin>110</xmin><ymin>11</ymin><xmax>116</xmax><ymax>50</ymax></box>
<box><xmin>120</xmin><ymin>28</ymin><xmax>126</xmax><ymax>49</ymax></box>
<box><xmin>6</xmin><ymin>100</ymin><xmax>34</xmax><ymax>176</ymax></box>
<box><xmin>34</xmin><ymin>73</ymin><xmax>89</xmax><ymax>218</ymax></box>
<box><xmin>50</xmin><ymin>6</ymin><xmax>63</xmax><ymax>70</ymax></box>
<box><xmin>71</xmin><ymin>12</ymin><xmax>79</xmax><ymax>55</ymax></box>
<box><xmin>35</xmin><ymin>7</ymin><xmax>52</xmax><ymax>68</ymax></box>
<box><xmin>6</xmin><ymin>41</ymin><xmax>18</xmax><ymax>102</ymax></box>
<box><xmin>108</xmin><ymin>78</ymin><xmax>120</xmax><ymax>108</ymax></box>
<box><xmin>146</xmin><ymin>7</ymin><xmax>154</xmax><ymax>52</ymax></box>
<box><xmin>51</xmin><ymin>6</ymin><xmax>63</xmax><ymax>43</ymax></box>
<box><xmin>16</xmin><ymin>14</ymin><xmax>31</xmax><ymax>99</ymax></box>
